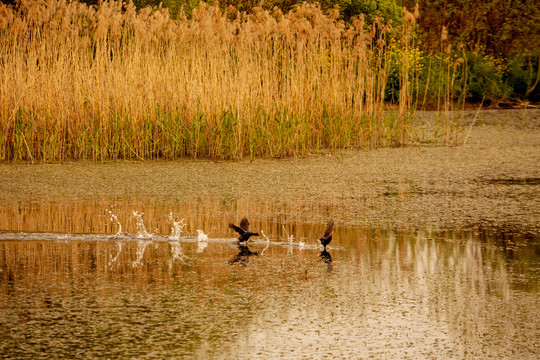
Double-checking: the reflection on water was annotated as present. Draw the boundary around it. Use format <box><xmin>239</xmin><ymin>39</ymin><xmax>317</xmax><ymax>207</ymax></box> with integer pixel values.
<box><xmin>0</xmin><ymin>226</ymin><xmax>538</xmax><ymax>358</ymax></box>
<box><xmin>0</xmin><ymin>198</ymin><xmax>344</xmax><ymax>243</ymax></box>
<box><xmin>318</xmin><ymin>250</ymin><xmax>333</xmax><ymax>274</ymax></box>
<box><xmin>229</xmin><ymin>244</ymin><xmax>259</xmax><ymax>267</ymax></box>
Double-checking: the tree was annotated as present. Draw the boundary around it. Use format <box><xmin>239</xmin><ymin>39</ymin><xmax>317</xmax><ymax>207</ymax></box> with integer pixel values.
<box><xmin>401</xmin><ymin>0</ymin><xmax>540</xmax><ymax>57</ymax></box>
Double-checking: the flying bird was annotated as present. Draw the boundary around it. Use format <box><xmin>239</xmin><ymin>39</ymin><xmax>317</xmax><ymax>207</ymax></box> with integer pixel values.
<box><xmin>229</xmin><ymin>217</ymin><xmax>259</xmax><ymax>243</ymax></box>
<box><xmin>319</xmin><ymin>219</ymin><xmax>335</xmax><ymax>250</ymax></box>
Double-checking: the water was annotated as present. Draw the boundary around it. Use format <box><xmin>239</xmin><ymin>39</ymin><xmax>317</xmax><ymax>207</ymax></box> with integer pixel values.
<box><xmin>1</xmin><ymin>110</ymin><xmax>539</xmax><ymax>358</ymax></box>
<box><xmin>0</xmin><ymin>221</ymin><xmax>539</xmax><ymax>358</ymax></box>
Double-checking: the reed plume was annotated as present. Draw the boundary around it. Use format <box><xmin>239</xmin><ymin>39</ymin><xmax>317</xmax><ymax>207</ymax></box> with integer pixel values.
<box><xmin>0</xmin><ymin>0</ymin><xmax>418</xmax><ymax>161</ymax></box>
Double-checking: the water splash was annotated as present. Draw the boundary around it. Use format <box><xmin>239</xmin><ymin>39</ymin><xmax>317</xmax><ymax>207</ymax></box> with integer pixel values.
<box><xmin>132</xmin><ymin>240</ymin><xmax>149</xmax><ymax>267</ymax></box>
<box><xmin>133</xmin><ymin>211</ymin><xmax>152</xmax><ymax>238</ymax></box>
<box><xmin>282</xmin><ymin>225</ymin><xmax>294</xmax><ymax>244</ymax></box>
<box><xmin>169</xmin><ymin>241</ymin><xmax>189</xmax><ymax>269</ymax></box>
<box><xmin>109</xmin><ymin>242</ymin><xmax>123</xmax><ymax>266</ymax></box>
<box><xmin>169</xmin><ymin>212</ymin><xmax>186</xmax><ymax>240</ymax></box>
<box><xmin>171</xmin><ymin>241</ymin><xmax>183</xmax><ymax>261</ymax></box>
<box><xmin>195</xmin><ymin>229</ymin><xmax>209</xmax><ymax>253</ymax></box>
<box><xmin>197</xmin><ymin>241</ymin><xmax>208</xmax><ymax>253</ymax></box>
<box><xmin>260</xmin><ymin>230</ymin><xmax>270</xmax><ymax>243</ymax></box>
<box><xmin>260</xmin><ymin>230</ymin><xmax>271</xmax><ymax>256</ymax></box>
<box><xmin>107</xmin><ymin>207</ymin><xmax>123</xmax><ymax>235</ymax></box>
<box><xmin>196</xmin><ymin>229</ymin><xmax>208</xmax><ymax>241</ymax></box>
<box><xmin>282</xmin><ymin>225</ymin><xmax>295</xmax><ymax>254</ymax></box>
<box><xmin>260</xmin><ymin>243</ymin><xmax>270</xmax><ymax>256</ymax></box>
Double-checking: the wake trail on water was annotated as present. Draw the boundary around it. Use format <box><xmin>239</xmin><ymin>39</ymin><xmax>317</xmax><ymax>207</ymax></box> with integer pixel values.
<box><xmin>0</xmin><ymin>208</ymin><xmax>335</xmax><ymax>251</ymax></box>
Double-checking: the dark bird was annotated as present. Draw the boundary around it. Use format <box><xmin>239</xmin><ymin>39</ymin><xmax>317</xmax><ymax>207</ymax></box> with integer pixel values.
<box><xmin>318</xmin><ymin>219</ymin><xmax>335</xmax><ymax>250</ymax></box>
<box><xmin>229</xmin><ymin>217</ymin><xmax>259</xmax><ymax>243</ymax></box>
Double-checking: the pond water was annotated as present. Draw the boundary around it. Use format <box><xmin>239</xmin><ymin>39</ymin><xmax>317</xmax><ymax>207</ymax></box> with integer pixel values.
<box><xmin>1</xmin><ymin>110</ymin><xmax>539</xmax><ymax>358</ymax></box>
<box><xmin>1</xmin><ymin>226</ymin><xmax>539</xmax><ymax>359</ymax></box>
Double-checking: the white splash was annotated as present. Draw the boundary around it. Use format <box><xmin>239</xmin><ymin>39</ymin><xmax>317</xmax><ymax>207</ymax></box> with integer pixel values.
<box><xmin>107</xmin><ymin>207</ymin><xmax>123</xmax><ymax>235</ymax></box>
<box><xmin>196</xmin><ymin>229</ymin><xmax>208</xmax><ymax>241</ymax></box>
<box><xmin>169</xmin><ymin>212</ymin><xmax>186</xmax><ymax>240</ymax></box>
<box><xmin>260</xmin><ymin>242</ymin><xmax>270</xmax><ymax>256</ymax></box>
<box><xmin>282</xmin><ymin>225</ymin><xmax>295</xmax><ymax>255</ymax></box>
<box><xmin>171</xmin><ymin>241</ymin><xmax>183</xmax><ymax>261</ymax></box>
<box><xmin>196</xmin><ymin>229</ymin><xmax>209</xmax><ymax>253</ymax></box>
<box><xmin>133</xmin><ymin>211</ymin><xmax>152</xmax><ymax>238</ymax></box>
<box><xmin>132</xmin><ymin>240</ymin><xmax>149</xmax><ymax>267</ymax></box>
<box><xmin>169</xmin><ymin>241</ymin><xmax>189</xmax><ymax>269</ymax></box>
<box><xmin>109</xmin><ymin>242</ymin><xmax>123</xmax><ymax>266</ymax></box>
<box><xmin>197</xmin><ymin>240</ymin><xmax>208</xmax><ymax>253</ymax></box>
<box><xmin>282</xmin><ymin>225</ymin><xmax>294</xmax><ymax>244</ymax></box>
<box><xmin>261</xmin><ymin>230</ymin><xmax>270</xmax><ymax>242</ymax></box>
<box><xmin>259</xmin><ymin>230</ymin><xmax>271</xmax><ymax>256</ymax></box>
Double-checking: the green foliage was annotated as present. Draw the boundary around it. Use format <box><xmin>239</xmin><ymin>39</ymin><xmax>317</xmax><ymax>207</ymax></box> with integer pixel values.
<box><xmin>317</xmin><ymin>0</ymin><xmax>402</xmax><ymax>23</ymax></box>
<box><xmin>460</xmin><ymin>52</ymin><xmax>539</xmax><ymax>103</ymax></box>
<box><xmin>386</xmin><ymin>39</ymin><xmax>424</xmax><ymax>102</ymax></box>
<box><xmin>465</xmin><ymin>52</ymin><xmax>511</xmax><ymax>103</ymax></box>
<box><xmin>386</xmin><ymin>46</ymin><xmax>540</xmax><ymax>106</ymax></box>
<box><xmin>505</xmin><ymin>57</ymin><xmax>540</xmax><ymax>101</ymax></box>
<box><xmin>401</xmin><ymin>0</ymin><xmax>540</xmax><ymax>57</ymax></box>
<box><xmin>506</xmin><ymin>59</ymin><xmax>530</xmax><ymax>98</ymax></box>
<box><xmin>76</xmin><ymin>0</ymin><xmax>403</xmax><ymax>23</ymax></box>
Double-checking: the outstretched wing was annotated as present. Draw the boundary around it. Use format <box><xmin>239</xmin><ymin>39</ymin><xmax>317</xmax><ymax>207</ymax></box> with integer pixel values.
<box><xmin>322</xmin><ymin>219</ymin><xmax>335</xmax><ymax>238</ymax></box>
<box><xmin>229</xmin><ymin>223</ymin><xmax>246</xmax><ymax>235</ymax></box>
<box><xmin>240</xmin><ymin>217</ymin><xmax>250</xmax><ymax>231</ymax></box>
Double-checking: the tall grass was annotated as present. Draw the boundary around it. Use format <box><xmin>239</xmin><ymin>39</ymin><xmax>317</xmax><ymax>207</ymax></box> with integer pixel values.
<box><xmin>0</xmin><ymin>0</ymin><xmax>419</xmax><ymax>161</ymax></box>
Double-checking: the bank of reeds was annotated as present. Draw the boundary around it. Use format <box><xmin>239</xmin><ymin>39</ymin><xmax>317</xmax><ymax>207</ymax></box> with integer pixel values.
<box><xmin>0</xmin><ymin>0</ymin><xmax>419</xmax><ymax>161</ymax></box>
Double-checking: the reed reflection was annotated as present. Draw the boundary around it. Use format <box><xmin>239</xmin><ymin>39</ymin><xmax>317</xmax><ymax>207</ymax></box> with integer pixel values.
<box><xmin>0</xmin><ymin>229</ymin><xmax>538</xmax><ymax>359</ymax></box>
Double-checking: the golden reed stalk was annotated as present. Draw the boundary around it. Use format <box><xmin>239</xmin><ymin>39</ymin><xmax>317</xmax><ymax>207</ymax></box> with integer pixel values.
<box><xmin>0</xmin><ymin>1</ymin><xmax>417</xmax><ymax>161</ymax></box>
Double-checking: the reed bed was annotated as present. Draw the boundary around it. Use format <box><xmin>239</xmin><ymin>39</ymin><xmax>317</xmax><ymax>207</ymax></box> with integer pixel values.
<box><xmin>0</xmin><ymin>0</ymin><xmax>418</xmax><ymax>161</ymax></box>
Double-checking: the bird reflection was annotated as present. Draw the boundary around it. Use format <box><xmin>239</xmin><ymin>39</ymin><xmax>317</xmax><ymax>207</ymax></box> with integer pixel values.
<box><xmin>228</xmin><ymin>243</ymin><xmax>259</xmax><ymax>267</ymax></box>
<box><xmin>318</xmin><ymin>249</ymin><xmax>333</xmax><ymax>273</ymax></box>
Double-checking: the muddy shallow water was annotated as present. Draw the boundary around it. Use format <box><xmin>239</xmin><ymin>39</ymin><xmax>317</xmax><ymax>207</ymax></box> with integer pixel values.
<box><xmin>0</xmin><ymin>110</ymin><xmax>539</xmax><ymax>358</ymax></box>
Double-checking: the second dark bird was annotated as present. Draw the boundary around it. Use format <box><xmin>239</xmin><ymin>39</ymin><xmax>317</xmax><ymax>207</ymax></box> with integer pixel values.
<box><xmin>319</xmin><ymin>219</ymin><xmax>335</xmax><ymax>250</ymax></box>
<box><xmin>229</xmin><ymin>217</ymin><xmax>259</xmax><ymax>243</ymax></box>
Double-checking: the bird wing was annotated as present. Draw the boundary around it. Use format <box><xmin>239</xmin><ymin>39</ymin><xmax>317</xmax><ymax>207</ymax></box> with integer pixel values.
<box><xmin>322</xmin><ymin>219</ymin><xmax>335</xmax><ymax>238</ymax></box>
<box><xmin>240</xmin><ymin>217</ymin><xmax>250</xmax><ymax>231</ymax></box>
<box><xmin>229</xmin><ymin>223</ymin><xmax>246</xmax><ymax>235</ymax></box>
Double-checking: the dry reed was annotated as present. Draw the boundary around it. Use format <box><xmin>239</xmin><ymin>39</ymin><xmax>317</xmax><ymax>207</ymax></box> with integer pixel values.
<box><xmin>0</xmin><ymin>1</ymin><xmax>418</xmax><ymax>161</ymax></box>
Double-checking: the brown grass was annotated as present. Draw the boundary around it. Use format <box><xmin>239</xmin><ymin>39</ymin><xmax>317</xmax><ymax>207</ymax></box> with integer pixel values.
<box><xmin>0</xmin><ymin>1</ymin><xmax>418</xmax><ymax>161</ymax></box>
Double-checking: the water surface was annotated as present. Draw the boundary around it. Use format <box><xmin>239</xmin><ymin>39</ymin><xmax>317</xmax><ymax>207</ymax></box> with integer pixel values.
<box><xmin>1</xmin><ymin>109</ymin><xmax>539</xmax><ymax>358</ymax></box>
<box><xmin>1</xmin><ymin>227</ymin><xmax>538</xmax><ymax>359</ymax></box>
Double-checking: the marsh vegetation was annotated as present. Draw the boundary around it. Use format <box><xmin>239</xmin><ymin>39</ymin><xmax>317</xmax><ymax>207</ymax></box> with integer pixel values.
<box><xmin>1</xmin><ymin>1</ymin><xmax>539</xmax><ymax>161</ymax></box>
<box><xmin>0</xmin><ymin>0</ymin><xmax>420</xmax><ymax>161</ymax></box>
